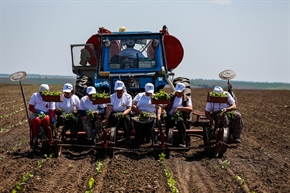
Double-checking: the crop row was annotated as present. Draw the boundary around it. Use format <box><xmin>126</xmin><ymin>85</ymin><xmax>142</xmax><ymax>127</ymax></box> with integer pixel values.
<box><xmin>0</xmin><ymin>100</ymin><xmax>18</xmax><ymax>106</ymax></box>
<box><xmin>0</xmin><ymin>103</ymin><xmax>25</xmax><ymax>111</ymax></box>
<box><xmin>0</xmin><ymin>108</ymin><xmax>25</xmax><ymax>119</ymax></box>
<box><xmin>85</xmin><ymin>160</ymin><xmax>105</xmax><ymax>193</ymax></box>
<box><xmin>11</xmin><ymin>154</ymin><xmax>52</xmax><ymax>193</ymax></box>
<box><xmin>0</xmin><ymin>119</ymin><xmax>28</xmax><ymax>133</ymax></box>
<box><xmin>6</xmin><ymin>139</ymin><xmax>29</xmax><ymax>155</ymax></box>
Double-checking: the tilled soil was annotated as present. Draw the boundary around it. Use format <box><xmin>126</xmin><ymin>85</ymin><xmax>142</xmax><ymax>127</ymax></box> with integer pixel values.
<box><xmin>0</xmin><ymin>83</ymin><xmax>289</xmax><ymax>193</ymax></box>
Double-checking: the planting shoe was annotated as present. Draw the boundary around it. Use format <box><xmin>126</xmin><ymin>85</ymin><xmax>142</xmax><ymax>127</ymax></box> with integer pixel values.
<box><xmin>234</xmin><ymin>138</ymin><xmax>241</xmax><ymax>143</ymax></box>
<box><xmin>179</xmin><ymin>144</ymin><xmax>186</xmax><ymax>148</ymax></box>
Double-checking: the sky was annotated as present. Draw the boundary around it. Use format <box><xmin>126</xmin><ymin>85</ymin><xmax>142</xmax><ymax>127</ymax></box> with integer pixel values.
<box><xmin>1</xmin><ymin>0</ymin><xmax>289</xmax><ymax>83</ymax></box>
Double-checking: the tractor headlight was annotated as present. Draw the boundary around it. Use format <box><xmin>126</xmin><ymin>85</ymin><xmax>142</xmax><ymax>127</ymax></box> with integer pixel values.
<box><xmin>152</xmin><ymin>39</ymin><xmax>159</xmax><ymax>47</ymax></box>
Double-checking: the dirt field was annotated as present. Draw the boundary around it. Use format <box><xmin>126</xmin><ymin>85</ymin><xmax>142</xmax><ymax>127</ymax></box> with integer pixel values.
<box><xmin>0</xmin><ymin>83</ymin><xmax>289</xmax><ymax>193</ymax></box>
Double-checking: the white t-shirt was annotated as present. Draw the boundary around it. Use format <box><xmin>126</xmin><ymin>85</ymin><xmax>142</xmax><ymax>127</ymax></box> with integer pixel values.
<box><xmin>29</xmin><ymin>92</ymin><xmax>55</xmax><ymax>113</ymax></box>
<box><xmin>80</xmin><ymin>95</ymin><xmax>106</xmax><ymax>112</ymax></box>
<box><xmin>205</xmin><ymin>91</ymin><xmax>235</xmax><ymax>112</ymax></box>
<box><xmin>168</xmin><ymin>96</ymin><xmax>192</xmax><ymax>115</ymax></box>
<box><xmin>133</xmin><ymin>92</ymin><xmax>156</xmax><ymax>113</ymax></box>
<box><xmin>55</xmin><ymin>94</ymin><xmax>80</xmax><ymax>113</ymax></box>
<box><xmin>109</xmin><ymin>92</ymin><xmax>132</xmax><ymax>112</ymax></box>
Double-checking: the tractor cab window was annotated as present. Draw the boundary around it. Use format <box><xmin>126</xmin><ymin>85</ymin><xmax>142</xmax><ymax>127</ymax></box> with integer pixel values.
<box><xmin>108</xmin><ymin>38</ymin><xmax>157</xmax><ymax>70</ymax></box>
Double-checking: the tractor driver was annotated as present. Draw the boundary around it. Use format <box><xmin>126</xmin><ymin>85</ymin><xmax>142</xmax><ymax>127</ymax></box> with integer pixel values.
<box><xmin>119</xmin><ymin>39</ymin><xmax>145</xmax><ymax>59</ymax></box>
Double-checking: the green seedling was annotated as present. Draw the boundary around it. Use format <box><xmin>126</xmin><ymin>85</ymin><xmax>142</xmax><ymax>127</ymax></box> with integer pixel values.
<box><xmin>137</xmin><ymin>111</ymin><xmax>151</xmax><ymax>122</ymax></box>
<box><xmin>171</xmin><ymin>111</ymin><xmax>183</xmax><ymax>124</ymax></box>
<box><xmin>158</xmin><ymin>152</ymin><xmax>179</xmax><ymax>193</ymax></box>
<box><xmin>12</xmin><ymin>172</ymin><xmax>34</xmax><ymax>193</ymax></box>
<box><xmin>209</xmin><ymin>92</ymin><xmax>228</xmax><ymax>97</ymax></box>
<box><xmin>42</xmin><ymin>90</ymin><xmax>61</xmax><ymax>96</ymax></box>
<box><xmin>96</xmin><ymin>161</ymin><xmax>103</xmax><ymax>173</ymax></box>
<box><xmin>151</xmin><ymin>91</ymin><xmax>170</xmax><ymax>100</ymax></box>
<box><xmin>92</xmin><ymin>92</ymin><xmax>109</xmax><ymax>100</ymax></box>
<box><xmin>121</xmin><ymin>170</ymin><xmax>129</xmax><ymax>174</ymax></box>
<box><xmin>6</xmin><ymin>139</ymin><xmax>29</xmax><ymax>154</ymax></box>
<box><xmin>221</xmin><ymin>160</ymin><xmax>230</xmax><ymax>169</ymax></box>
<box><xmin>235</xmin><ymin>175</ymin><xmax>246</xmax><ymax>188</ymax></box>
<box><xmin>85</xmin><ymin>178</ymin><xmax>95</xmax><ymax>193</ymax></box>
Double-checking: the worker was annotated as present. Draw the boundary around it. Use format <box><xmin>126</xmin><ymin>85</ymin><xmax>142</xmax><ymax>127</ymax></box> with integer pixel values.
<box><xmin>131</xmin><ymin>83</ymin><xmax>161</xmax><ymax>146</ymax></box>
<box><xmin>102</xmin><ymin>80</ymin><xmax>132</xmax><ymax>143</ymax></box>
<box><xmin>162</xmin><ymin>83</ymin><xmax>193</xmax><ymax>148</ymax></box>
<box><xmin>79</xmin><ymin>86</ymin><xmax>107</xmax><ymax>144</ymax></box>
<box><xmin>55</xmin><ymin>83</ymin><xmax>80</xmax><ymax>142</ymax></box>
<box><xmin>119</xmin><ymin>39</ymin><xmax>145</xmax><ymax>59</ymax></box>
<box><xmin>28</xmin><ymin>84</ymin><xmax>56</xmax><ymax>149</ymax></box>
<box><xmin>205</xmin><ymin>86</ymin><xmax>244</xmax><ymax>143</ymax></box>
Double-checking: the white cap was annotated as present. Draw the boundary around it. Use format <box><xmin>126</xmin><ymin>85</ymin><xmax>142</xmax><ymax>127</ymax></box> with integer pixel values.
<box><xmin>86</xmin><ymin>86</ymin><xmax>96</xmax><ymax>95</ymax></box>
<box><xmin>145</xmin><ymin>83</ymin><xmax>154</xmax><ymax>94</ymax></box>
<box><xmin>114</xmin><ymin>80</ymin><xmax>125</xmax><ymax>91</ymax></box>
<box><xmin>213</xmin><ymin>86</ymin><xmax>223</xmax><ymax>93</ymax></box>
<box><xmin>175</xmin><ymin>83</ymin><xmax>185</xmax><ymax>93</ymax></box>
<box><xmin>39</xmin><ymin>84</ymin><xmax>49</xmax><ymax>92</ymax></box>
<box><xmin>63</xmin><ymin>83</ymin><xmax>73</xmax><ymax>93</ymax></box>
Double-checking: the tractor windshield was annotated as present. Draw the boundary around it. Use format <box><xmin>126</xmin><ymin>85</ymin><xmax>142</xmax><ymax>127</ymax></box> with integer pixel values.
<box><xmin>107</xmin><ymin>38</ymin><xmax>158</xmax><ymax>70</ymax></box>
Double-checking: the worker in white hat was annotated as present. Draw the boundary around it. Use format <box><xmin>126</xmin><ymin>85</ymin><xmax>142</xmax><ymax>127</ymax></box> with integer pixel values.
<box><xmin>55</xmin><ymin>83</ymin><xmax>80</xmax><ymax>142</ymax></box>
<box><xmin>28</xmin><ymin>84</ymin><xmax>56</xmax><ymax>149</ymax></box>
<box><xmin>78</xmin><ymin>86</ymin><xmax>107</xmax><ymax>144</ymax></box>
<box><xmin>102</xmin><ymin>80</ymin><xmax>132</xmax><ymax>143</ymax></box>
<box><xmin>162</xmin><ymin>82</ymin><xmax>193</xmax><ymax>148</ymax></box>
<box><xmin>205</xmin><ymin>86</ymin><xmax>244</xmax><ymax>143</ymax></box>
<box><xmin>131</xmin><ymin>83</ymin><xmax>161</xmax><ymax>146</ymax></box>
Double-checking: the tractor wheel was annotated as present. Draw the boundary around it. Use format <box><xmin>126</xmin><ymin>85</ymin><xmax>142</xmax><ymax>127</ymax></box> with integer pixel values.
<box><xmin>165</xmin><ymin>128</ymin><xmax>174</xmax><ymax>159</ymax></box>
<box><xmin>215</xmin><ymin>127</ymin><xmax>230</xmax><ymax>158</ymax></box>
<box><xmin>107</xmin><ymin>127</ymin><xmax>117</xmax><ymax>158</ymax></box>
<box><xmin>75</xmin><ymin>76</ymin><xmax>92</xmax><ymax>99</ymax></box>
<box><xmin>173</xmin><ymin>77</ymin><xmax>190</xmax><ymax>86</ymax></box>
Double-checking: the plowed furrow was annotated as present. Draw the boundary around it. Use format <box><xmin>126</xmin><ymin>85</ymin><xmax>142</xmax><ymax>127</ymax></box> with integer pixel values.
<box><xmin>166</xmin><ymin>152</ymin><xmax>247</xmax><ymax>193</ymax></box>
<box><xmin>21</xmin><ymin>153</ymin><xmax>96</xmax><ymax>192</ymax></box>
<box><xmin>0</xmin><ymin>156</ymin><xmax>37</xmax><ymax>193</ymax></box>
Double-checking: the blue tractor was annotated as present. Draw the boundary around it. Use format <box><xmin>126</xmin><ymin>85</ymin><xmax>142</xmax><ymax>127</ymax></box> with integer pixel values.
<box><xmin>70</xmin><ymin>25</ymin><xmax>187</xmax><ymax>98</ymax></box>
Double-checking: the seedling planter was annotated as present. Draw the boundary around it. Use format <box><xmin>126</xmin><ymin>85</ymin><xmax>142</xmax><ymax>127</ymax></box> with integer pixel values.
<box><xmin>42</xmin><ymin>95</ymin><xmax>63</xmax><ymax>102</ymax></box>
<box><xmin>92</xmin><ymin>98</ymin><xmax>111</xmax><ymax>104</ymax></box>
<box><xmin>151</xmin><ymin>99</ymin><xmax>170</xmax><ymax>104</ymax></box>
<box><xmin>207</xmin><ymin>92</ymin><xmax>228</xmax><ymax>103</ymax></box>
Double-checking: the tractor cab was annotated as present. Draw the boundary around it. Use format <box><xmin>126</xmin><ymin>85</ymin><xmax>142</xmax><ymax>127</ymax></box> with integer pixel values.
<box><xmin>70</xmin><ymin>26</ymin><xmax>183</xmax><ymax>98</ymax></box>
